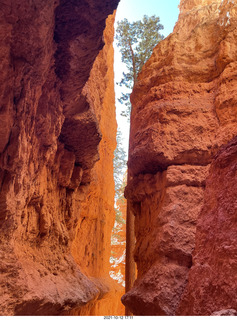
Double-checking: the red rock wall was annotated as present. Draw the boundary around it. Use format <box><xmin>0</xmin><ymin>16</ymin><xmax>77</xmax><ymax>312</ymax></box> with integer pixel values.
<box><xmin>70</xmin><ymin>13</ymin><xmax>125</xmax><ymax>316</ymax></box>
<box><xmin>177</xmin><ymin>136</ymin><xmax>237</xmax><ymax>315</ymax></box>
<box><xmin>122</xmin><ymin>0</ymin><xmax>237</xmax><ymax>315</ymax></box>
<box><xmin>0</xmin><ymin>0</ymin><xmax>120</xmax><ymax>315</ymax></box>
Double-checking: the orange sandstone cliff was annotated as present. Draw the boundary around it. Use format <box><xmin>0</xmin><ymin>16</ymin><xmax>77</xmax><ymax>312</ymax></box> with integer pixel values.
<box><xmin>122</xmin><ymin>0</ymin><xmax>237</xmax><ymax>315</ymax></box>
<box><xmin>0</xmin><ymin>0</ymin><xmax>121</xmax><ymax>315</ymax></box>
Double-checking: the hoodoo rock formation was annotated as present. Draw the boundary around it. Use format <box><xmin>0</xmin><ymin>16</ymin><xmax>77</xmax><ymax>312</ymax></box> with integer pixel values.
<box><xmin>122</xmin><ymin>0</ymin><xmax>237</xmax><ymax>315</ymax></box>
<box><xmin>0</xmin><ymin>0</ymin><xmax>123</xmax><ymax>316</ymax></box>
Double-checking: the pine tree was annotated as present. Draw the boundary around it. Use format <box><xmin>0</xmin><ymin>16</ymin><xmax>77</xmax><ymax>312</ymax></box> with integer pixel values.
<box><xmin>113</xmin><ymin>129</ymin><xmax>127</xmax><ymax>200</ymax></box>
<box><xmin>115</xmin><ymin>15</ymin><xmax>164</xmax><ymax>118</ymax></box>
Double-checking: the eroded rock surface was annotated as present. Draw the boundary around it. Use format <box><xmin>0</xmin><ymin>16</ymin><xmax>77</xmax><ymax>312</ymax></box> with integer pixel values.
<box><xmin>178</xmin><ymin>136</ymin><xmax>237</xmax><ymax>315</ymax></box>
<box><xmin>0</xmin><ymin>0</ymin><xmax>120</xmax><ymax>315</ymax></box>
<box><xmin>122</xmin><ymin>0</ymin><xmax>237</xmax><ymax>315</ymax></box>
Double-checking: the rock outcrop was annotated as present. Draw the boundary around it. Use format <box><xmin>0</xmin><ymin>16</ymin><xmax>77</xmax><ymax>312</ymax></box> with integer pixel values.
<box><xmin>177</xmin><ymin>136</ymin><xmax>237</xmax><ymax>315</ymax></box>
<box><xmin>0</xmin><ymin>0</ymin><xmax>121</xmax><ymax>315</ymax></box>
<box><xmin>122</xmin><ymin>0</ymin><xmax>237</xmax><ymax>315</ymax></box>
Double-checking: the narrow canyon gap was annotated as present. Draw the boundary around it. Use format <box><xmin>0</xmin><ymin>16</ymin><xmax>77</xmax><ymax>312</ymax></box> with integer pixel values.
<box><xmin>0</xmin><ymin>0</ymin><xmax>236</xmax><ymax>317</ymax></box>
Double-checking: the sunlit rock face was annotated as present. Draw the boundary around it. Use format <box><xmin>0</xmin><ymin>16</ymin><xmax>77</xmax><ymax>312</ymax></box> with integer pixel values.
<box><xmin>122</xmin><ymin>0</ymin><xmax>237</xmax><ymax>315</ymax></box>
<box><xmin>0</xmin><ymin>0</ymin><xmax>121</xmax><ymax>315</ymax></box>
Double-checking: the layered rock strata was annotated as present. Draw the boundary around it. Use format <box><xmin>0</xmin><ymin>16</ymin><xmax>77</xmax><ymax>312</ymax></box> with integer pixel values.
<box><xmin>0</xmin><ymin>0</ymin><xmax>120</xmax><ymax>315</ymax></box>
<box><xmin>122</xmin><ymin>0</ymin><xmax>237</xmax><ymax>315</ymax></box>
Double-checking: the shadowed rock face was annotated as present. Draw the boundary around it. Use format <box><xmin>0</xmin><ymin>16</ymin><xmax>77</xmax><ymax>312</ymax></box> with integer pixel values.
<box><xmin>122</xmin><ymin>0</ymin><xmax>237</xmax><ymax>315</ymax></box>
<box><xmin>0</xmin><ymin>0</ymin><xmax>120</xmax><ymax>315</ymax></box>
<box><xmin>177</xmin><ymin>136</ymin><xmax>237</xmax><ymax>315</ymax></box>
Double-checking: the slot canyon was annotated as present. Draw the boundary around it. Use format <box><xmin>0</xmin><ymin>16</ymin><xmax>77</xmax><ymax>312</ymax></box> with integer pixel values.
<box><xmin>0</xmin><ymin>0</ymin><xmax>236</xmax><ymax>316</ymax></box>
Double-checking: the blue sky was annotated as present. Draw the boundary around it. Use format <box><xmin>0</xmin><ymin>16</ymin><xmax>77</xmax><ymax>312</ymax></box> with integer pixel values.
<box><xmin>115</xmin><ymin>0</ymin><xmax>180</xmax><ymax>38</ymax></box>
<box><xmin>114</xmin><ymin>0</ymin><xmax>180</xmax><ymax>152</ymax></box>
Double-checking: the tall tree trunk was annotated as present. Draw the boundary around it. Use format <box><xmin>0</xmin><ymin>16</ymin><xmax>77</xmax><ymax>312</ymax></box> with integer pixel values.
<box><xmin>125</xmin><ymin>99</ymin><xmax>136</xmax><ymax>315</ymax></box>
<box><xmin>125</xmin><ymin>197</ymin><xmax>135</xmax><ymax>316</ymax></box>
<box><xmin>128</xmin><ymin>39</ymin><xmax>137</xmax><ymax>85</ymax></box>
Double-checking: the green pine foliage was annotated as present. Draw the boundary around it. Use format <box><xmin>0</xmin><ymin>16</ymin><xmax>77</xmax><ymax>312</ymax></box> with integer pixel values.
<box><xmin>113</xmin><ymin>130</ymin><xmax>127</xmax><ymax>200</ymax></box>
<box><xmin>115</xmin><ymin>15</ymin><xmax>164</xmax><ymax>118</ymax></box>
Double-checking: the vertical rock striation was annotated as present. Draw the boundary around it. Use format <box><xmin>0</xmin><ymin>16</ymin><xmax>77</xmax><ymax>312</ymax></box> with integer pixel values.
<box><xmin>0</xmin><ymin>0</ymin><xmax>120</xmax><ymax>315</ymax></box>
<box><xmin>122</xmin><ymin>0</ymin><xmax>237</xmax><ymax>315</ymax></box>
<box><xmin>70</xmin><ymin>14</ymin><xmax>125</xmax><ymax>315</ymax></box>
